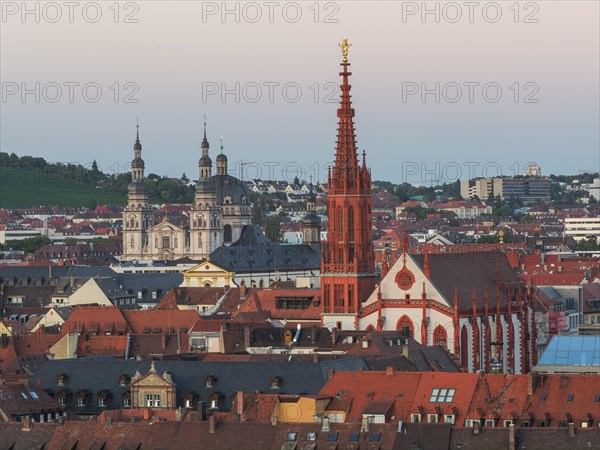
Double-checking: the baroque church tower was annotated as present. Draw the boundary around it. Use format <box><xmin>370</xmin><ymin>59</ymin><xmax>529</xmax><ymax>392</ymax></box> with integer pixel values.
<box><xmin>123</xmin><ymin>124</ymin><xmax>155</xmax><ymax>259</ymax></box>
<box><xmin>189</xmin><ymin>120</ymin><xmax>223</xmax><ymax>259</ymax></box>
<box><xmin>321</xmin><ymin>39</ymin><xmax>376</xmax><ymax>330</ymax></box>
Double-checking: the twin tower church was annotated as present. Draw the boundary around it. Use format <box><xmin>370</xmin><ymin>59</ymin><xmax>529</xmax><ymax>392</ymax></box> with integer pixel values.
<box><xmin>122</xmin><ymin>39</ymin><xmax>536</xmax><ymax>374</ymax></box>
<box><xmin>122</xmin><ymin>123</ymin><xmax>253</xmax><ymax>261</ymax></box>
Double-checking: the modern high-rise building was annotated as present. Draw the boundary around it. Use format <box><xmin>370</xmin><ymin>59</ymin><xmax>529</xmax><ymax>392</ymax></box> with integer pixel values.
<box><xmin>460</xmin><ymin>177</ymin><xmax>551</xmax><ymax>204</ymax></box>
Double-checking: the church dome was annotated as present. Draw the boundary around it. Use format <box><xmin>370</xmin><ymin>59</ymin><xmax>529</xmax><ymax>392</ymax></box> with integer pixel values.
<box><xmin>199</xmin><ymin>155</ymin><xmax>212</xmax><ymax>166</ymax></box>
<box><xmin>216</xmin><ymin>153</ymin><xmax>227</xmax><ymax>163</ymax></box>
<box><xmin>212</xmin><ymin>174</ymin><xmax>249</xmax><ymax>206</ymax></box>
<box><xmin>303</xmin><ymin>212</ymin><xmax>321</xmax><ymax>226</ymax></box>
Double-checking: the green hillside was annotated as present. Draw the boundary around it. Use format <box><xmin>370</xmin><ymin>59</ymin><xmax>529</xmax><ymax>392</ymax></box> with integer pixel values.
<box><xmin>0</xmin><ymin>168</ymin><xmax>126</xmax><ymax>208</ymax></box>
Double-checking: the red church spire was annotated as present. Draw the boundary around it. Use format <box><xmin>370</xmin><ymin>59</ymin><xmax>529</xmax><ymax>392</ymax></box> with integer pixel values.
<box><xmin>321</xmin><ymin>39</ymin><xmax>376</xmax><ymax>326</ymax></box>
<box><xmin>332</xmin><ymin>38</ymin><xmax>360</xmax><ymax>194</ymax></box>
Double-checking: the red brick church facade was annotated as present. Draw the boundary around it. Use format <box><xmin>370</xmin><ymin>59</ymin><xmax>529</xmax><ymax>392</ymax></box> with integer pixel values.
<box><xmin>320</xmin><ymin>41</ymin><xmax>536</xmax><ymax>374</ymax></box>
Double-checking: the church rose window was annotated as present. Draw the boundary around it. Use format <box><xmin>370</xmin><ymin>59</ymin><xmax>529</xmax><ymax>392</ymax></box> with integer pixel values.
<box><xmin>395</xmin><ymin>267</ymin><xmax>415</xmax><ymax>291</ymax></box>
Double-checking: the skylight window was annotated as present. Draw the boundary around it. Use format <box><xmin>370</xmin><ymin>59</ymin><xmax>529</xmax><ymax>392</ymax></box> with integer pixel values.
<box><xmin>286</xmin><ymin>433</ymin><xmax>297</xmax><ymax>442</ymax></box>
<box><xmin>540</xmin><ymin>393</ymin><xmax>547</xmax><ymax>401</ymax></box>
<box><xmin>567</xmin><ymin>394</ymin><xmax>574</xmax><ymax>402</ymax></box>
<box><xmin>429</xmin><ymin>388</ymin><xmax>456</xmax><ymax>403</ymax></box>
<box><xmin>29</xmin><ymin>391</ymin><xmax>39</xmax><ymax>400</ymax></box>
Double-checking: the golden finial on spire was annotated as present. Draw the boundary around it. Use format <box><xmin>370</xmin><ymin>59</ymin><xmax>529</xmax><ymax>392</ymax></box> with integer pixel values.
<box><xmin>339</xmin><ymin>37</ymin><xmax>351</xmax><ymax>63</ymax></box>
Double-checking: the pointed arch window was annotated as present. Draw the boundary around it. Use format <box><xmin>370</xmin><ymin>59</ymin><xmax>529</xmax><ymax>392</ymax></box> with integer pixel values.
<box><xmin>396</xmin><ymin>315</ymin><xmax>414</xmax><ymax>338</ymax></box>
<box><xmin>348</xmin><ymin>206</ymin><xmax>355</xmax><ymax>241</ymax></box>
<box><xmin>336</xmin><ymin>207</ymin><xmax>344</xmax><ymax>241</ymax></box>
<box><xmin>434</xmin><ymin>325</ymin><xmax>447</xmax><ymax>348</ymax></box>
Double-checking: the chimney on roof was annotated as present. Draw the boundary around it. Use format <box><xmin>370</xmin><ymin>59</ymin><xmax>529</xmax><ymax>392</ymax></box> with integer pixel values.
<box><xmin>328</xmin><ymin>368</ymin><xmax>335</xmax><ymax>379</ymax></box>
<box><xmin>21</xmin><ymin>417</ymin><xmax>31</xmax><ymax>431</ymax></box>
<box><xmin>508</xmin><ymin>423</ymin><xmax>515</xmax><ymax>450</ymax></box>
<box><xmin>402</xmin><ymin>339</ymin><xmax>409</xmax><ymax>359</ymax></box>
<box><xmin>360</xmin><ymin>417</ymin><xmax>370</xmax><ymax>433</ymax></box>
<box><xmin>568</xmin><ymin>422</ymin><xmax>575</xmax><ymax>437</ymax></box>
<box><xmin>473</xmin><ymin>421</ymin><xmax>481</xmax><ymax>435</ymax></box>
<box><xmin>386</xmin><ymin>366</ymin><xmax>394</xmax><ymax>376</ymax></box>
<box><xmin>237</xmin><ymin>391</ymin><xmax>245</xmax><ymax>421</ymax></box>
<box><xmin>331</xmin><ymin>327</ymin><xmax>338</xmax><ymax>345</ymax></box>
<box><xmin>208</xmin><ymin>414</ymin><xmax>217</xmax><ymax>434</ymax></box>
<box><xmin>240</xmin><ymin>284</ymin><xmax>247</xmax><ymax>299</ymax></box>
<box><xmin>527</xmin><ymin>372</ymin><xmax>534</xmax><ymax>396</ymax></box>
<box><xmin>105</xmin><ymin>416</ymin><xmax>112</xmax><ymax>427</ymax></box>
<box><xmin>175</xmin><ymin>407</ymin><xmax>184</xmax><ymax>422</ymax></box>
<box><xmin>243</xmin><ymin>325</ymin><xmax>251</xmax><ymax>350</ymax></box>
<box><xmin>270</xmin><ymin>415</ymin><xmax>278</xmax><ymax>426</ymax></box>
<box><xmin>322</xmin><ymin>416</ymin><xmax>330</xmax><ymax>432</ymax></box>
<box><xmin>313</xmin><ymin>352</ymin><xmax>319</xmax><ymax>363</ymax></box>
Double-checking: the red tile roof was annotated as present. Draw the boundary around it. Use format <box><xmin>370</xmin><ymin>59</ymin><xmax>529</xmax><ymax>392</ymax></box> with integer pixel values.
<box><xmin>76</xmin><ymin>334</ymin><xmax>128</xmax><ymax>357</ymax></box>
<box><xmin>466</xmin><ymin>374</ymin><xmax>529</xmax><ymax>422</ymax></box>
<box><xmin>61</xmin><ymin>306</ymin><xmax>128</xmax><ymax>335</ymax></box>
<box><xmin>232</xmin><ymin>289</ymin><xmax>322</xmax><ymax>321</ymax></box>
<box><xmin>526</xmin><ymin>374</ymin><xmax>600</xmax><ymax>426</ymax></box>
<box><xmin>318</xmin><ymin>370</ymin><xmax>422</xmax><ymax>423</ymax></box>
<box><xmin>122</xmin><ymin>309</ymin><xmax>199</xmax><ymax>334</ymax></box>
<box><xmin>409</xmin><ymin>372</ymin><xmax>479</xmax><ymax>419</ymax></box>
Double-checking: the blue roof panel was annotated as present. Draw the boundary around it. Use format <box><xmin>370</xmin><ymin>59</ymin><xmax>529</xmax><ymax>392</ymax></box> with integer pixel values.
<box><xmin>538</xmin><ymin>335</ymin><xmax>600</xmax><ymax>366</ymax></box>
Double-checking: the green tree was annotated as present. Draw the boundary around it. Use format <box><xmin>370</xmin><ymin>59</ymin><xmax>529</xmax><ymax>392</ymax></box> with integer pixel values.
<box><xmin>265</xmin><ymin>215</ymin><xmax>284</xmax><ymax>243</ymax></box>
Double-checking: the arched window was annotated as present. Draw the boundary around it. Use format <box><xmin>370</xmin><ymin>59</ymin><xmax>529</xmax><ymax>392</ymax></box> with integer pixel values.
<box><xmin>224</xmin><ymin>224</ymin><xmax>232</xmax><ymax>243</ymax></box>
<box><xmin>130</xmin><ymin>237</ymin><xmax>135</xmax><ymax>249</ymax></box>
<box><xmin>336</xmin><ymin>207</ymin><xmax>344</xmax><ymax>240</ymax></box>
<box><xmin>259</xmin><ymin>279</ymin><xmax>264</xmax><ymax>288</ymax></box>
<box><xmin>155</xmin><ymin>237</ymin><xmax>158</xmax><ymax>248</ymax></box>
<box><xmin>197</xmin><ymin>232</ymin><xmax>202</xmax><ymax>247</ymax></box>
<box><xmin>434</xmin><ymin>325</ymin><xmax>447</xmax><ymax>348</ymax></box>
<box><xmin>174</xmin><ymin>237</ymin><xmax>178</xmax><ymax>248</ymax></box>
<box><xmin>396</xmin><ymin>315</ymin><xmax>414</xmax><ymax>338</ymax></box>
<box><xmin>240</xmin><ymin>280</ymin><xmax>246</xmax><ymax>287</ymax></box>
<box><xmin>348</xmin><ymin>206</ymin><xmax>355</xmax><ymax>241</ymax></box>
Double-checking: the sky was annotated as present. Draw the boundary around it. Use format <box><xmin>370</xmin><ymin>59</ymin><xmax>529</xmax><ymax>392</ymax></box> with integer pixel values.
<box><xmin>1</xmin><ymin>1</ymin><xmax>599</xmax><ymax>185</ymax></box>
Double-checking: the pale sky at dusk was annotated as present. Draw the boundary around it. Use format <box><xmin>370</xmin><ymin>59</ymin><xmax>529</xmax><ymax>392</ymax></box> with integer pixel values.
<box><xmin>1</xmin><ymin>1</ymin><xmax>599</xmax><ymax>185</ymax></box>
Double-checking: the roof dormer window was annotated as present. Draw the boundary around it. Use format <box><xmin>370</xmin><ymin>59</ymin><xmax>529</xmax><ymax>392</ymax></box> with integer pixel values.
<box><xmin>271</xmin><ymin>376</ymin><xmax>281</xmax><ymax>390</ymax></box>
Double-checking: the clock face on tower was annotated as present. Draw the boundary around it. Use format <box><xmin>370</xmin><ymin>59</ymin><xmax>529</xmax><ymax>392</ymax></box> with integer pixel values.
<box><xmin>395</xmin><ymin>267</ymin><xmax>415</xmax><ymax>291</ymax></box>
